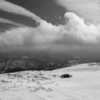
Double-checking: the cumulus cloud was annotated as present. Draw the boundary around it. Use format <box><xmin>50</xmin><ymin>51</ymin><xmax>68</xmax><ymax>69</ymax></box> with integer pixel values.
<box><xmin>0</xmin><ymin>27</ymin><xmax>31</xmax><ymax>46</ymax></box>
<box><xmin>0</xmin><ymin>12</ymin><xmax>100</xmax><ymax>51</ymax></box>
<box><xmin>63</xmin><ymin>12</ymin><xmax>100</xmax><ymax>43</ymax></box>
<box><xmin>55</xmin><ymin>0</ymin><xmax>100</xmax><ymax>23</ymax></box>
<box><xmin>0</xmin><ymin>17</ymin><xmax>25</xmax><ymax>27</ymax></box>
<box><xmin>0</xmin><ymin>0</ymin><xmax>43</xmax><ymax>22</ymax></box>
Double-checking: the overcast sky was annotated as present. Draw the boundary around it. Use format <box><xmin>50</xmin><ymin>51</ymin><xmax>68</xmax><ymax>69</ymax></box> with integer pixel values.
<box><xmin>0</xmin><ymin>0</ymin><xmax>100</xmax><ymax>57</ymax></box>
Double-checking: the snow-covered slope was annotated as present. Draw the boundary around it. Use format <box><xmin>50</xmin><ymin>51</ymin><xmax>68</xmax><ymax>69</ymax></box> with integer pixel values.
<box><xmin>0</xmin><ymin>63</ymin><xmax>100</xmax><ymax>100</ymax></box>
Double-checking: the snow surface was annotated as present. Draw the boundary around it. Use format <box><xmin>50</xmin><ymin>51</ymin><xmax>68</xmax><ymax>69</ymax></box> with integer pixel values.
<box><xmin>0</xmin><ymin>63</ymin><xmax>100</xmax><ymax>100</ymax></box>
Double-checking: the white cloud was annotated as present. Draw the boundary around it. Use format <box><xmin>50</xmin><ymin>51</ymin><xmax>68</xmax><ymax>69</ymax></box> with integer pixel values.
<box><xmin>55</xmin><ymin>0</ymin><xmax>100</xmax><ymax>23</ymax></box>
<box><xmin>0</xmin><ymin>12</ymin><xmax>100</xmax><ymax>51</ymax></box>
<box><xmin>63</xmin><ymin>12</ymin><xmax>100</xmax><ymax>43</ymax></box>
<box><xmin>0</xmin><ymin>17</ymin><xmax>25</xmax><ymax>26</ymax></box>
<box><xmin>0</xmin><ymin>0</ymin><xmax>43</xmax><ymax>22</ymax></box>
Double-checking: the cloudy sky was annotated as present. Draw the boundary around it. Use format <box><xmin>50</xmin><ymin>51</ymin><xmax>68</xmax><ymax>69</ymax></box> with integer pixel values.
<box><xmin>0</xmin><ymin>0</ymin><xmax>100</xmax><ymax>56</ymax></box>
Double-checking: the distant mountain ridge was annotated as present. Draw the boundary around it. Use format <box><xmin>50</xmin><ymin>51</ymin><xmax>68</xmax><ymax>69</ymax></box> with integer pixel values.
<box><xmin>0</xmin><ymin>56</ymin><xmax>85</xmax><ymax>73</ymax></box>
<box><xmin>0</xmin><ymin>51</ymin><xmax>99</xmax><ymax>73</ymax></box>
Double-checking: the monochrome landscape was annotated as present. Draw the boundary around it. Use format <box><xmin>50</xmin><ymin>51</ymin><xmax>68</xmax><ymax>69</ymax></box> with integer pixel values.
<box><xmin>0</xmin><ymin>0</ymin><xmax>100</xmax><ymax>100</ymax></box>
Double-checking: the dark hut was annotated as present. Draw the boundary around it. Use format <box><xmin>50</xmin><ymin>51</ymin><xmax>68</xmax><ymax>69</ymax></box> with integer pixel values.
<box><xmin>60</xmin><ymin>74</ymin><xmax>72</xmax><ymax>78</ymax></box>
